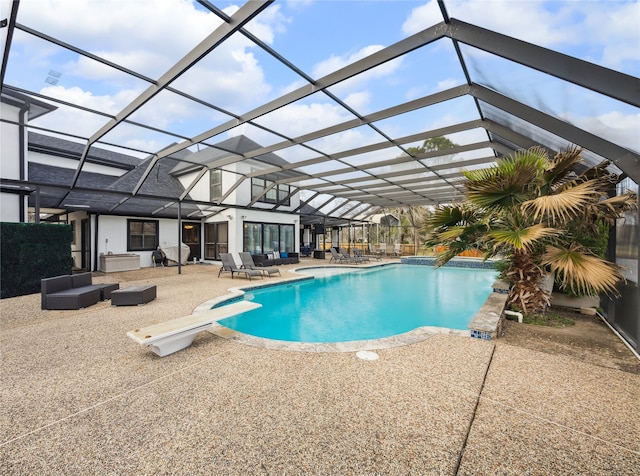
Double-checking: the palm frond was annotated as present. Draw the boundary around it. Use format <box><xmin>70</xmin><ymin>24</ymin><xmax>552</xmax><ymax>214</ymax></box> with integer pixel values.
<box><xmin>541</xmin><ymin>245</ymin><xmax>624</xmax><ymax>297</ymax></box>
<box><xmin>427</xmin><ymin>204</ymin><xmax>464</xmax><ymax>228</ymax></box>
<box><xmin>577</xmin><ymin>160</ymin><xmax>614</xmax><ymax>182</ymax></box>
<box><xmin>488</xmin><ymin>224</ymin><xmax>558</xmax><ymax>251</ymax></box>
<box><xmin>436</xmin><ymin>226</ymin><xmax>467</xmax><ymax>242</ymax></box>
<box><xmin>427</xmin><ymin>203</ymin><xmax>484</xmax><ymax>229</ymax></box>
<box><xmin>542</xmin><ymin>146</ymin><xmax>583</xmax><ymax>188</ymax></box>
<box><xmin>521</xmin><ymin>181</ymin><xmax>601</xmax><ymax>224</ymax></box>
<box><xmin>594</xmin><ymin>192</ymin><xmax>639</xmax><ymax>220</ymax></box>
<box><xmin>464</xmin><ymin>147</ymin><xmax>548</xmax><ymax>209</ymax></box>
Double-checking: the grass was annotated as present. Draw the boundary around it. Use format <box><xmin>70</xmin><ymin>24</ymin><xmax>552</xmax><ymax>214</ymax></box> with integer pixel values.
<box><xmin>522</xmin><ymin>311</ymin><xmax>575</xmax><ymax>328</ymax></box>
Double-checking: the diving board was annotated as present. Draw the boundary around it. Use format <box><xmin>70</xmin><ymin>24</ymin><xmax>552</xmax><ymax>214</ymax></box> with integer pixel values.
<box><xmin>127</xmin><ymin>300</ymin><xmax>261</xmax><ymax>356</ymax></box>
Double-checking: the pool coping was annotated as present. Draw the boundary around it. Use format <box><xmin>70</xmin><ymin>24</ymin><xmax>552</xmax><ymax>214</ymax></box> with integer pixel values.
<box><xmin>196</xmin><ymin>259</ymin><xmax>508</xmax><ymax>352</ymax></box>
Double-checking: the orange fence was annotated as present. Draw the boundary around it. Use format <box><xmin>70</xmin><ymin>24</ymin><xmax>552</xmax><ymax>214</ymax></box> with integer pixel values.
<box><xmin>434</xmin><ymin>246</ymin><xmax>483</xmax><ymax>258</ymax></box>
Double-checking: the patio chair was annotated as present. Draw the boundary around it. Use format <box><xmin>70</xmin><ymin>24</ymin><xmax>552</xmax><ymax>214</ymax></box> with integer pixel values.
<box><xmin>340</xmin><ymin>248</ymin><xmax>365</xmax><ymax>264</ymax></box>
<box><xmin>329</xmin><ymin>247</ymin><xmax>352</xmax><ymax>264</ymax></box>
<box><xmin>368</xmin><ymin>243</ymin><xmax>384</xmax><ymax>259</ymax></box>
<box><xmin>151</xmin><ymin>247</ymin><xmax>167</xmax><ymax>267</ymax></box>
<box><xmin>218</xmin><ymin>253</ymin><xmax>263</xmax><ymax>280</ymax></box>
<box><xmin>352</xmin><ymin>248</ymin><xmax>371</xmax><ymax>262</ymax></box>
<box><xmin>239</xmin><ymin>252</ymin><xmax>281</xmax><ymax>277</ymax></box>
<box><xmin>393</xmin><ymin>244</ymin><xmax>402</xmax><ymax>257</ymax></box>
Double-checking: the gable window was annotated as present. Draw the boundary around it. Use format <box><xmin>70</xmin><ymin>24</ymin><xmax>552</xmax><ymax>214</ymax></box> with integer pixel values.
<box><xmin>251</xmin><ymin>178</ymin><xmax>290</xmax><ymax>206</ymax></box>
<box><xmin>210</xmin><ymin>170</ymin><xmax>222</xmax><ymax>201</ymax></box>
<box><xmin>127</xmin><ymin>219</ymin><xmax>158</xmax><ymax>251</ymax></box>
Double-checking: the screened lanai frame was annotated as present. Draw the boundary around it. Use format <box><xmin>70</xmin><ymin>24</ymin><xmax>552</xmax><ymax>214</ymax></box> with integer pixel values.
<box><xmin>0</xmin><ymin>0</ymin><xmax>638</xmax><ymax>224</ymax></box>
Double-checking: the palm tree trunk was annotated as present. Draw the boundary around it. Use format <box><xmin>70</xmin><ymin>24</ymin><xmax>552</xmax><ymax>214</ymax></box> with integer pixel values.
<box><xmin>506</xmin><ymin>250</ymin><xmax>551</xmax><ymax>315</ymax></box>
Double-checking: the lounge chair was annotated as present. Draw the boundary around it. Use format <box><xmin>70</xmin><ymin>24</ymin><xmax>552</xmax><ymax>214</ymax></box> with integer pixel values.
<box><xmin>352</xmin><ymin>248</ymin><xmax>371</xmax><ymax>262</ymax></box>
<box><xmin>329</xmin><ymin>247</ymin><xmax>353</xmax><ymax>264</ymax></box>
<box><xmin>368</xmin><ymin>244</ymin><xmax>383</xmax><ymax>259</ymax></box>
<box><xmin>340</xmin><ymin>248</ymin><xmax>365</xmax><ymax>264</ymax></box>
<box><xmin>239</xmin><ymin>252</ymin><xmax>281</xmax><ymax>277</ymax></box>
<box><xmin>218</xmin><ymin>253</ymin><xmax>263</xmax><ymax>280</ymax></box>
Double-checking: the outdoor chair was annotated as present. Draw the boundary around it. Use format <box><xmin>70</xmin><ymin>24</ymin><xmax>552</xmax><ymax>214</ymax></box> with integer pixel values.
<box><xmin>151</xmin><ymin>248</ymin><xmax>167</xmax><ymax>267</ymax></box>
<box><xmin>329</xmin><ymin>247</ymin><xmax>353</xmax><ymax>264</ymax></box>
<box><xmin>367</xmin><ymin>244</ymin><xmax>383</xmax><ymax>260</ymax></box>
<box><xmin>218</xmin><ymin>253</ymin><xmax>263</xmax><ymax>280</ymax></box>
<box><xmin>239</xmin><ymin>252</ymin><xmax>281</xmax><ymax>277</ymax></box>
<box><xmin>340</xmin><ymin>248</ymin><xmax>365</xmax><ymax>264</ymax></box>
<box><xmin>352</xmin><ymin>248</ymin><xmax>371</xmax><ymax>262</ymax></box>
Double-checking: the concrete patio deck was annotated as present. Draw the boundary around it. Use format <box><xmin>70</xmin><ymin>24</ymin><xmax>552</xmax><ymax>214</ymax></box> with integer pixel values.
<box><xmin>1</xmin><ymin>260</ymin><xmax>638</xmax><ymax>475</ymax></box>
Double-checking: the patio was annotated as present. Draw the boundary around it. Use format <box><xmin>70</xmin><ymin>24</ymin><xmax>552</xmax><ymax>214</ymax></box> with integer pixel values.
<box><xmin>1</xmin><ymin>262</ymin><xmax>638</xmax><ymax>475</ymax></box>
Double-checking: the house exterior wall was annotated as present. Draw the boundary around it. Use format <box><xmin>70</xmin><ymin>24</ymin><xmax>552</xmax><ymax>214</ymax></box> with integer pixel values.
<box><xmin>29</xmin><ymin>151</ymin><xmax>127</xmax><ymax>176</ymax></box>
<box><xmin>4</xmin><ymin>125</ymin><xmax>303</xmax><ymax>262</ymax></box>
<box><xmin>96</xmin><ymin>215</ymin><xmax>188</xmax><ymax>269</ymax></box>
<box><xmin>224</xmin><ymin>208</ymin><xmax>300</xmax><ymax>253</ymax></box>
<box><xmin>177</xmin><ymin>170</ymin><xmax>210</xmax><ymax>201</ymax></box>
<box><xmin>0</xmin><ymin>101</ymin><xmax>25</xmax><ymax>222</ymax></box>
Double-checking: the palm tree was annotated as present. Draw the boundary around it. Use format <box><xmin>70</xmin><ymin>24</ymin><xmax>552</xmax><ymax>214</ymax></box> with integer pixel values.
<box><xmin>427</xmin><ymin>146</ymin><xmax>637</xmax><ymax>315</ymax></box>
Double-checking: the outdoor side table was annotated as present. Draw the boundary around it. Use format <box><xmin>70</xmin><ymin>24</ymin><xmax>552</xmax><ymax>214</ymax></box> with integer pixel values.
<box><xmin>111</xmin><ymin>285</ymin><xmax>156</xmax><ymax>306</ymax></box>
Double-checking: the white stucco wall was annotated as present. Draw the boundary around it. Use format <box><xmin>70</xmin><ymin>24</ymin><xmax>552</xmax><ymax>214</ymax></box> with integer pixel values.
<box><xmin>29</xmin><ymin>151</ymin><xmax>128</xmax><ymax>176</ymax></box>
<box><xmin>221</xmin><ymin>208</ymin><xmax>300</xmax><ymax>255</ymax></box>
<box><xmin>0</xmin><ymin>100</ymin><xmax>25</xmax><ymax>222</ymax></box>
<box><xmin>96</xmin><ymin>215</ymin><xmax>187</xmax><ymax>268</ymax></box>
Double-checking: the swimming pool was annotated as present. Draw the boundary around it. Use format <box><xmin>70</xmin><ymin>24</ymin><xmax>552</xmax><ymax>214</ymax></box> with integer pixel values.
<box><xmin>217</xmin><ymin>264</ymin><xmax>496</xmax><ymax>343</ymax></box>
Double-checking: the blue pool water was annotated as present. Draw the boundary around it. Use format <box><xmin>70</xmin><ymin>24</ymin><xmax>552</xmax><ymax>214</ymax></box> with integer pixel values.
<box><xmin>218</xmin><ymin>264</ymin><xmax>496</xmax><ymax>343</ymax></box>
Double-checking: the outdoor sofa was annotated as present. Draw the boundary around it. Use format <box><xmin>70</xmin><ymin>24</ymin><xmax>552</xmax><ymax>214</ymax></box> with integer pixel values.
<box><xmin>252</xmin><ymin>251</ymin><xmax>299</xmax><ymax>267</ymax></box>
<box><xmin>41</xmin><ymin>272</ymin><xmax>119</xmax><ymax>310</ymax></box>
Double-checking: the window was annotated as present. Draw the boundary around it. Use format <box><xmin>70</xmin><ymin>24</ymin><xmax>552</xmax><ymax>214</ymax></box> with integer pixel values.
<box><xmin>210</xmin><ymin>170</ymin><xmax>222</xmax><ymax>201</ymax></box>
<box><xmin>243</xmin><ymin>222</ymin><xmax>263</xmax><ymax>255</ymax></box>
<box><xmin>127</xmin><ymin>219</ymin><xmax>158</xmax><ymax>251</ymax></box>
<box><xmin>277</xmin><ymin>184</ymin><xmax>290</xmax><ymax>204</ymax></box>
<box><xmin>280</xmin><ymin>224</ymin><xmax>295</xmax><ymax>252</ymax></box>
<box><xmin>205</xmin><ymin>222</ymin><xmax>228</xmax><ymax>260</ymax></box>
<box><xmin>242</xmin><ymin>222</ymin><xmax>295</xmax><ymax>254</ymax></box>
<box><xmin>252</xmin><ymin>178</ymin><xmax>266</xmax><ymax>201</ymax></box>
<box><xmin>263</xmin><ymin>224</ymin><xmax>279</xmax><ymax>253</ymax></box>
<box><xmin>251</xmin><ymin>178</ymin><xmax>290</xmax><ymax>206</ymax></box>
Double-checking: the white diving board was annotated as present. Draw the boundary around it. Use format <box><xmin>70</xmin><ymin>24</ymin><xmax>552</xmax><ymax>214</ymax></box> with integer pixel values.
<box><xmin>127</xmin><ymin>300</ymin><xmax>261</xmax><ymax>356</ymax></box>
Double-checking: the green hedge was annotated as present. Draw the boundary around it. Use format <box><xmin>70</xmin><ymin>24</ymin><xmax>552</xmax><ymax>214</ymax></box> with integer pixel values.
<box><xmin>1</xmin><ymin>222</ymin><xmax>73</xmax><ymax>299</ymax></box>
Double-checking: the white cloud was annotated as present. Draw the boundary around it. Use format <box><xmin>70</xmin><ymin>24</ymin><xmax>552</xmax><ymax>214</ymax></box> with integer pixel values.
<box><xmin>311</xmin><ymin>45</ymin><xmax>403</xmax><ymax>103</ymax></box>
<box><xmin>40</xmin><ymin>85</ymin><xmax>137</xmax><ymax>115</ymax></box>
<box><xmin>580</xmin><ymin>1</ymin><xmax>640</xmax><ymax>69</ymax></box>
<box><xmin>313</xmin><ymin>44</ymin><xmax>401</xmax><ymax>80</ymax></box>
<box><xmin>401</xmin><ymin>1</ymin><xmax>443</xmax><ymax>34</ymax></box>
<box><xmin>568</xmin><ymin>110</ymin><xmax>640</xmax><ymax>154</ymax></box>
<box><xmin>436</xmin><ymin>78</ymin><xmax>461</xmax><ymax>92</ymax></box>
<box><xmin>403</xmin><ymin>1</ymin><xmax>568</xmax><ymax>46</ymax></box>
<box><xmin>342</xmin><ymin>91</ymin><xmax>371</xmax><ymax>110</ymax></box>
<box><xmin>402</xmin><ymin>0</ymin><xmax>640</xmax><ymax>68</ymax></box>
<box><xmin>14</xmin><ymin>0</ymin><xmax>288</xmax><ymax>149</ymax></box>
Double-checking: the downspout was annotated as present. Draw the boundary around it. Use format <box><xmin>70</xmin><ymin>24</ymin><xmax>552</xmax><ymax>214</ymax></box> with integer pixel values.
<box><xmin>19</xmin><ymin>102</ymin><xmax>29</xmax><ymax>222</ymax></box>
<box><xmin>93</xmin><ymin>214</ymin><xmax>100</xmax><ymax>272</ymax></box>
<box><xmin>177</xmin><ymin>201</ymin><xmax>182</xmax><ymax>275</ymax></box>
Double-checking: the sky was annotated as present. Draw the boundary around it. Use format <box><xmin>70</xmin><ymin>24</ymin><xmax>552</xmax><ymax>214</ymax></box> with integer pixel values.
<box><xmin>2</xmin><ymin>0</ymin><xmax>639</xmax><ymax>193</ymax></box>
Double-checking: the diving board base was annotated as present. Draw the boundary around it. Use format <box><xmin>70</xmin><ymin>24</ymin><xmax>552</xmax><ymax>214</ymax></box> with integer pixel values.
<box><xmin>127</xmin><ymin>300</ymin><xmax>261</xmax><ymax>356</ymax></box>
<box><xmin>149</xmin><ymin>324</ymin><xmax>212</xmax><ymax>356</ymax></box>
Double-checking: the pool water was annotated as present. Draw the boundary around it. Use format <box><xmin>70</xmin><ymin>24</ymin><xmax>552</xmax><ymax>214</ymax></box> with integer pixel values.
<box><xmin>218</xmin><ymin>264</ymin><xmax>496</xmax><ymax>343</ymax></box>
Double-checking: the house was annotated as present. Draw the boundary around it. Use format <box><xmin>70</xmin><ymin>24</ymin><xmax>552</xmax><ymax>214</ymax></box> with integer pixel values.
<box><xmin>1</xmin><ymin>90</ymin><xmax>301</xmax><ymax>271</ymax></box>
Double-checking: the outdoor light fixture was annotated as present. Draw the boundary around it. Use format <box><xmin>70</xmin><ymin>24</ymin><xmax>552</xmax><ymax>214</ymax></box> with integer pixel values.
<box><xmin>63</xmin><ymin>204</ymin><xmax>89</xmax><ymax>208</ymax></box>
<box><xmin>226</xmin><ymin>214</ymin><xmax>233</xmax><ymax>220</ymax></box>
